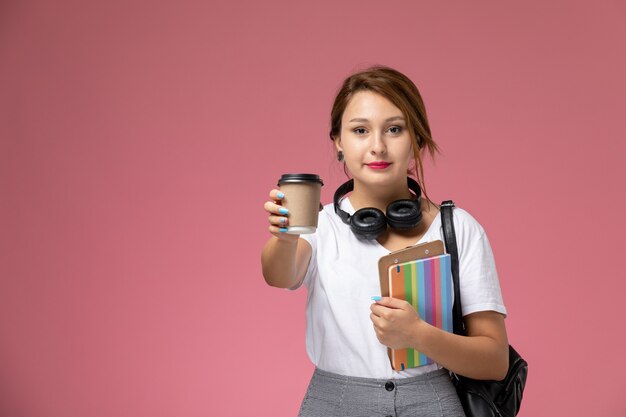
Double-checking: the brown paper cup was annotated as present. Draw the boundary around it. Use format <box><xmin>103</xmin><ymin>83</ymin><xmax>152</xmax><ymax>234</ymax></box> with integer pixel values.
<box><xmin>277</xmin><ymin>174</ymin><xmax>323</xmax><ymax>234</ymax></box>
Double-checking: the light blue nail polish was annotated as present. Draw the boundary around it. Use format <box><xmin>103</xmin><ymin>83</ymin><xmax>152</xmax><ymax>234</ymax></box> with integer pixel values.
<box><xmin>279</xmin><ymin>207</ymin><xmax>289</xmax><ymax>215</ymax></box>
<box><xmin>281</xmin><ymin>218</ymin><xmax>286</xmax><ymax>223</ymax></box>
<box><xmin>371</xmin><ymin>296</ymin><xmax>382</xmax><ymax>301</ymax></box>
<box><xmin>277</xmin><ymin>192</ymin><xmax>285</xmax><ymax>198</ymax></box>
<box><xmin>279</xmin><ymin>227</ymin><xmax>288</xmax><ymax>233</ymax></box>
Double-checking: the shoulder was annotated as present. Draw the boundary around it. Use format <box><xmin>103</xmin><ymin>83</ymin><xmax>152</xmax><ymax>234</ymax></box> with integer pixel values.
<box><xmin>450</xmin><ymin>205</ymin><xmax>487</xmax><ymax>239</ymax></box>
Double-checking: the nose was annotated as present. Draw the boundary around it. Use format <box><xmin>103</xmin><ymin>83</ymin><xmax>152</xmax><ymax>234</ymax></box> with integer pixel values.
<box><xmin>370</xmin><ymin>131</ymin><xmax>387</xmax><ymax>155</ymax></box>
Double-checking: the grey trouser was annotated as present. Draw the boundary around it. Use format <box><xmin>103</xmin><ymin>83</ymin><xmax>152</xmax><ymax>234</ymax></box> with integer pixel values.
<box><xmin>298</xmin><ymin>367</ymin><xmax>466</xmax><ymax>417</ymax></box>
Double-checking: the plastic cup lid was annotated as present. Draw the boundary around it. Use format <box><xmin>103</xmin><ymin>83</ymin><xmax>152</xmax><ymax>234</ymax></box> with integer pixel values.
<box><xmin>277</xmin><ymin>173</ymin><xmax>324</xmax><ymax>186</ymax></box>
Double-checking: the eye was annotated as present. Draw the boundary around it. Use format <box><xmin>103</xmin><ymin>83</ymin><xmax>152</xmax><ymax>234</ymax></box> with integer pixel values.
<box><xmin>353</xmin><ymin>127</ymin><xmax>367</xmax><ymax>135</ymax></box>
<box><xmin>387</xmin><ymin>126</ymin><xmax>403</xmax><ymax>134</ymax></box>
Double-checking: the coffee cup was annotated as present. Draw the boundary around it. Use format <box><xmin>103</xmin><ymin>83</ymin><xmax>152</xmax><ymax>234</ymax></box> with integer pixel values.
<box><xmin>277</xmin><ymin>174</ymin><xmax>324</xmax><ymax>234</ymax></box>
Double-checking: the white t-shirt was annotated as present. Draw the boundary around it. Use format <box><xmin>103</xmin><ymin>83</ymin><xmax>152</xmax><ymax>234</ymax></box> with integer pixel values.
<box><xmin>289</xmin><ymin>198</ymin><xmax>507</xmax><ymax>379</ymax></box>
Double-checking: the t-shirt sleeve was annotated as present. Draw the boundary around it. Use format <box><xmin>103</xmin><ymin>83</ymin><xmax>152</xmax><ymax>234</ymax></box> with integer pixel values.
<box><xmin>455</xmin><ymin>210</ymin><xmax>507</xmax><ymax>317</ymax></box>
<box><xmin>284</xmin><ymin>232</ymin><xmax>317</xmax><ymax>291</ymax></box>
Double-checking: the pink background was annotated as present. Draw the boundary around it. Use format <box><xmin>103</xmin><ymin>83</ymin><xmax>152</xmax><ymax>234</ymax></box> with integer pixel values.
<box><xmin>1</xmin><ymin>1</ymin><xmax>625</xmax><ymax>416</ymax></box>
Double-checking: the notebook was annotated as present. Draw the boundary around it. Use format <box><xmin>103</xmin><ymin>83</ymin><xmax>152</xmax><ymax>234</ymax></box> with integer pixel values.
<box><xmin>377</xmin><ymin>241</ymin><xmax>453</xmax><ymax>371</ymax></box>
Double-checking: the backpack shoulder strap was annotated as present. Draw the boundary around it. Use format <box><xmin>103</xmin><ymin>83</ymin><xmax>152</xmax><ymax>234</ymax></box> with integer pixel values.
<box><xmin>440</xmin><ymin>200</ymin><xmax>465</xmax><ymax>336</ymax></box>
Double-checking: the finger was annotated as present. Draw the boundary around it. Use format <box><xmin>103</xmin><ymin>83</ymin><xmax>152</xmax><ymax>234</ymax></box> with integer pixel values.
<box><xmin>268</xmin><ymin>215</ymin><xmax>289</xmax><ymax>226</ymax></box>
<box><xmin>370</xmin><ymin>313</ymin><xmax>387</xmax><ymax>332</ymax></box>
<box><xmin>264</xmin><ymin>200</ymin><xmax>290</xmax><ymax>216</ymax></box>
<box><xmin>370</xmin><ymin>305</ymin><xmax>388</xmax><ymax>320</ymax></box>
<box><xmin>370</xmin><ymin>316</ymin><xmax>382</xmax><ymax>339</ymax></box>
<box><xmin>269</xmin><ymin>189</ymin><xmax>285</xmax><ymax>201</ymax></box>
<box><xmin>370</xmin><ymin>312</ymin><xmax>382</xmax><ymax>327</ymax></box>
<box><xmin>268</xmin><ymin>225</ymin><xmax>299</xmax><ymax>241</ymax></box>
<box><xmin>374</xmin><ymin>296</ymin><xmax>408</xmax><ymax>310</ymax></box>
<box><xmin>370</xmin><ymin>303</ymin><xmax>383</xmax><ymax>316</ymax></box>
<box><xmin>268</xmin><ymin>224</ymin><xmax>288</xmax><ymax>233</ymax></box>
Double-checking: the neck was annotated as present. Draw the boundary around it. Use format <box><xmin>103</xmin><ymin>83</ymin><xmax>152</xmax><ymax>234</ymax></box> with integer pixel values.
<box><xmin>348</xmin><ymin>178</ymin><xmax>414</xmax><ymax>212</ymax></box>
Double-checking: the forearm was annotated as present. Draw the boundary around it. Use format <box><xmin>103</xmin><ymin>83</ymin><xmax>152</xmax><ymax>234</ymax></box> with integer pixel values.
<box><xmin>412</xmin><ymin>321</ymin><xmax>509</xmax><ymax>380</ymax></box>
<box><xmin>261</xmin><ymin>236</ymin><xmax>300</xmax><ymax>289</ymax></box>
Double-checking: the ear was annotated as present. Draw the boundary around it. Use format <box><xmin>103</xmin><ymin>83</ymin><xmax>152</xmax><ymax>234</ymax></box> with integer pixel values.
<box><xmin>333</xmin><ymin>136</ymin><xmax>343</xmax><ymax>152</ymax></box>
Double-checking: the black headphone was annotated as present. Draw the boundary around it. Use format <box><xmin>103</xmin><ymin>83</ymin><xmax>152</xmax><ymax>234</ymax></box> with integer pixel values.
<box><xmin>333</xmin><ymin>177</ymin><xmax>423</xmax><ymax>240</ymax></box>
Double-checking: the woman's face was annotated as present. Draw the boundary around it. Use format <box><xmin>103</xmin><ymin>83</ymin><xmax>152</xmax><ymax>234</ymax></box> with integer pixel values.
<box><xmin>335</xmin><ymin>91</ymin><xmax>414</xmax><ymax>188</ymax></box>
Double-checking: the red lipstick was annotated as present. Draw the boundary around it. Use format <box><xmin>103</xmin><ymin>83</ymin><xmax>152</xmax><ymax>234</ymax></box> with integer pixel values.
<box><xmin>367</xmin><ymin>162</ymin><xmax>391</xmax><ymax>169</ymax></box>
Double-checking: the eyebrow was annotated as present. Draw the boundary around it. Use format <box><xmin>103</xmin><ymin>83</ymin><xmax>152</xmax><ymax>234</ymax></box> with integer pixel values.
<box><xmin>348</xmin><ymin>116</ymin><xmax>405</xmax><ymax>123</ymax></box>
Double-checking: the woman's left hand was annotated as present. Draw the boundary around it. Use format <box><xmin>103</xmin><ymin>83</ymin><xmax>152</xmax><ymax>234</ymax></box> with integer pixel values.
<box><xmin>370</xmin><ymin>297</ymin><xmax>424</xmax><ymax>350</ymax></box>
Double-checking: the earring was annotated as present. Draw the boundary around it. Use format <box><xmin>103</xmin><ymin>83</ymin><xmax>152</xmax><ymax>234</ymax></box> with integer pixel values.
<box><xmin>337</xmin><ymin>151</ymin><xmax>344</xmax><ymax>162</ymax></box>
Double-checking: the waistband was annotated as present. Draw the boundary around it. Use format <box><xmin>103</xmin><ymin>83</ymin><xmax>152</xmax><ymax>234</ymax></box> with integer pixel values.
<box><xmin>313</xmin><ymin>367</ymin><xmax>450</xmax><ymax>387</ymax></box>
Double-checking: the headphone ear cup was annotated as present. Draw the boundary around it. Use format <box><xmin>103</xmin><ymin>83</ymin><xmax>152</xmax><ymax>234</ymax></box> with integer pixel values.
<box><xmin>386</xmin><ymin>199</ymin><xmax>422</xmax><ymax>230</ymax></box>
<box><xmin>350</xmin><ymin>208</ymin><xmax>388</xmax><ymax>239</ymax></box>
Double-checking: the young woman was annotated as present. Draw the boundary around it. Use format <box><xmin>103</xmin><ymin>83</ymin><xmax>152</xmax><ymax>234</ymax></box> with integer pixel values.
<box><xmin>261</xmin><ymin>66</ymin><xmax>508</xmax><ymax>417</ymax></box>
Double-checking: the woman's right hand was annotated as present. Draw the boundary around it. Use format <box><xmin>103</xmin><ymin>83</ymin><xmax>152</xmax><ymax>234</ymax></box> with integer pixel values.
<box><xmin>264</xmin><ymin>189</ymin><xmax>299</xmax><ymax>242</ymax></box>
<box><xmin>262</xmin><ymin>189</ymin><xmax>311</xmax><ymax>289</ymax></box>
